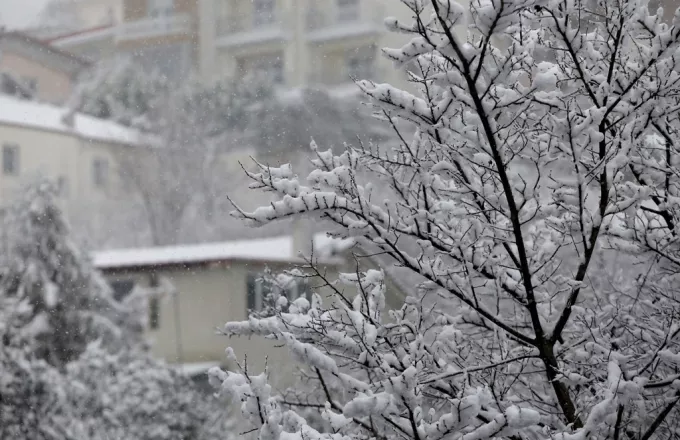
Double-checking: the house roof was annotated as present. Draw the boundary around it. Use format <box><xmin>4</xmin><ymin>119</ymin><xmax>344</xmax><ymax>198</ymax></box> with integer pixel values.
<box><xmin>92</xmin><ymin>234</ymin><xmax>354</xmax><ymax>271</ymax></box>
<box><xmin>176</xmin><ymin>361</ymin><xmax>222</xmax><ymax>377</ymax></box>
<box><xmin>0</xmin><ymin>31</ymin><xmax>91</xmax><ymax>73</ymax></box>
<box><xmin>46</xmin><ymin>24</ymin><xmax>115</xmax><ymax>44</ymax></box>
<box><xmin>0</xmin><ymin>93</ymin><xmax>149</xmax><ymax>146</ymax></box>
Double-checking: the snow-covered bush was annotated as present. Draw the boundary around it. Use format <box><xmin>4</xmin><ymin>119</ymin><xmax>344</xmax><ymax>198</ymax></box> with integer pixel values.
<box><xmin>214</xmin><ymin>1</ymin><xmax>680</xmax><ymax>439</ymax></box>
<box><xmin>0</xmin><ymin>344</ymin><xmax>75</xmax><ymax>440</ymax></box>
<box><xmin>64</xmin><ymin>343</ymin><xmax>231</xmax><ymax>440</ymax></box>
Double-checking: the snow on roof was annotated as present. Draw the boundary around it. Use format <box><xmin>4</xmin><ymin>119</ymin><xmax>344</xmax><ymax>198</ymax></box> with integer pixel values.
<box><xmin>313</xmin><ymin>233</ymin><xmax>355</xmax><ymax>257</ymax></box>
<box><xmin>176</xmin><ymin>361</ymin><xmax>221</xmax><ymax>377</ymax></box>
<box><xmin>1</xmin><ymin>31</ymin><xmax>91</xmax><ymax>69</ymax></box>
<box><xmin>0</xmin><ymin>94</ymin><xmax>147</xmax><ymax>146</ymax></box>
<box><xmin>92</xmin><ymin>234</ymin><xmax>352</xmax><ymax>270</ymax></box>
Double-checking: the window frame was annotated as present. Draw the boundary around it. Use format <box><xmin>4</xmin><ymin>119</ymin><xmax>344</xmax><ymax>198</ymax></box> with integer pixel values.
<box><xmin>110</xmin><ymin>279</ymin><xmax>136</xmax><ymax>302</ymax></box>
<box><xmin>247</xmin><ymin>273</ymin><xmax>311</xmax><ymax>315</ymax></box>
<box><xmin>57</xmin><ymin>175</ymin><xmax>69</xmax><ymax>197</ymax></box>
<box><xmin>2</xmin><ymin>143</ymin><xmax>19</xmax><ymax>176</ymax></box>
<box><xmin>147</xmin><ymin>0</ymin><xmax>174</xmax><ymax>18</ymax></box>
<box><xmin>92</xmin><ymin>157</ymin><xmax>109</xmax><ymax>188</ymax></box>
<box><xmin>253</xmin><ymin>0</ymin><xmax>275</xmax><ymax>27</ymax></box>
<box><xmin>337</xmin><ymin>0</ymin><xmax>360</xmax><ymax>22</ymax></box>
<box><xmin>149</xmin><ymin>296</ymin><xmax>161</xmax><ymax>330</ymax></box>
<box><xmin>345</xmin><ymin>46</ymin><xmax>376</xmax><ymax>80</ymax></box>
<box><xmin>247</xmin><ymin>53</ymin><xmax>284</xmax><ymax>84</ymax></box>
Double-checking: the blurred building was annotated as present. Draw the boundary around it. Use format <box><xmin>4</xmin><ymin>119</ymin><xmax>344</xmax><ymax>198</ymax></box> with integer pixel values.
<box><xmin>48</xmin><ymin>0</ymin><xmax>198</xmax><ymax>82</ymax></box>
<box><xmin>0</xmin><ymin>32</ymin><xmax>90</xmax><ymax>104</ymax></box>
<box><xmin>92</xmin><ymin>232</ymin><xmax>406</xmax><ymax>384</ymax></box>
<box><xmin>199</xmin><ymin>0</ymin><xmax>413</xmax><ymax>91</ymax></box>
<box><xmin>44</xmin><ymin>0</ymin><xmax>413</xmax><ymax>90</ymax></box>
<box><xmin>22</xmin><ymin>0</ymin><xmax>121</xmax><ymax>41</ymax></box>
<box><xmin>0</xmin><ymin>93</ymin><xmax>147</xmax><ymax>216</ymax></box>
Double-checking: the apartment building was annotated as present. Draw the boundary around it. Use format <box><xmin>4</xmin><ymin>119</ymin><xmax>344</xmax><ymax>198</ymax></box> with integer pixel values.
<box><xmin>47</xmin><ymin>0</ymin><xmax>414</xmax><ymax>90</ymax></box>
<box><xmin>22</xmin><ymin>0</ymin><xmax>120</xmax><ymax>41</ymax></box>
<box><xmin>49</xmin><ymin>0</ymin><xmax>197</xmax><ymax>81</ymax></box>
<box><xmin>200</xmin><ymin>0</ymin><xmax>413</xmax><ymax>90</ymax></box>
<box><xmin>116</xmin><ymin>0</ymin><xmax>197</xmax><ymax>81</ymax></box>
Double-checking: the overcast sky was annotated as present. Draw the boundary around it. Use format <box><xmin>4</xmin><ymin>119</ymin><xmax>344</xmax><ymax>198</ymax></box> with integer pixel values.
<box><xmin>1</xmin><ymin>0</ymin><xmax>49</xmax><ymax>29</ymax></box>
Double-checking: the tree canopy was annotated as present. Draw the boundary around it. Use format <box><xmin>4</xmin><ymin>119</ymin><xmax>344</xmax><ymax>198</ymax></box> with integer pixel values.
<box><xmin>214</xmin><ymin>1</ymin><xmax>680</xmax><ymax>439</ymax></box>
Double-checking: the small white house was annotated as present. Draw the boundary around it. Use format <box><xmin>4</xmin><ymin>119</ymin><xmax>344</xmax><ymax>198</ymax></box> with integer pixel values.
<box><xmin>0</xmin><ymin>93</ymin><xmax>149</xmax><ymax>214</ymax></box>
<box><xmin>92</xmin><ymin>232</ymin><xmax>368</xmax><ymax>384</ymax></box>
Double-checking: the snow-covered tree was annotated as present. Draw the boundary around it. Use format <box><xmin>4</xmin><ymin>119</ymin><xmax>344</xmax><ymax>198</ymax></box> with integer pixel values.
<box><xmin>75</xmin><ymin>60</ymin><xmax>273</xmax><ymax>134</ymax></box>
<box><xmin>0</xmin><ymin>343</ymin><xmax>75</xmax><ymax>440</ymax></box>
<box><xmin>0</xmin><ymin>180</ymin><xmax>237</xmax><ymax>439</ymax></box>
<box><xmin>0</xmin><ymin>180</ymin><xmax>139</xmax><ymax>367</ymax></box>
<box><xmin>73</xmin><ymin>58</ymin><xmax>169</xmax><ymax>130</ymax></box>
<box><xmin>213</xmin><ymin>1</ymin><xmax>680</xmax><ymax>438</ymax></box>
<box><xmin>72</xmin><ymin>62</ymin><xmax>274</xmax><ymax>246</ymax></box>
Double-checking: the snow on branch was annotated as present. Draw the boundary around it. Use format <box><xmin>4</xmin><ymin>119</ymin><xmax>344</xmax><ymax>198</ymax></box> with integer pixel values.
<box><xmin>223</xmin><ymin>0</ymin><xmax>680</xmax><ymax>438</ymax></box>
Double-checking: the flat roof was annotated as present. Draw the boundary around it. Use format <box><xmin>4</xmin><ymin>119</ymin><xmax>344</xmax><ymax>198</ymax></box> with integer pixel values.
<box><xmin>92</xmin><ymin>234</ymin><xmax>354</xmax><ymax>270</ymax></box>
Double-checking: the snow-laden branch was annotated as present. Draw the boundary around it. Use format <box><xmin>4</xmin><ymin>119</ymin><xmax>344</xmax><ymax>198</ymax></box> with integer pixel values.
<box><xmin>221</xmin><ymin>0</ymin><xmax>680</xmax><ymax>438</ymax></box>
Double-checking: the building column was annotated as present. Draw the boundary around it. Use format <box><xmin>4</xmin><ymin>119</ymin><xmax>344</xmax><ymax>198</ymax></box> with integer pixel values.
<box><xmin>283</xmin><ymin>0</ymin><xmax>309</xmax><ymax>88</ymax></box>
<box><xmin>198</xmin><ymin>0</ymin><xmax>217</xmax><ymax>81</ymax></box>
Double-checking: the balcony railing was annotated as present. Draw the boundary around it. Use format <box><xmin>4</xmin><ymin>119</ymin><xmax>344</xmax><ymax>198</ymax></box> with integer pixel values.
<box><xmin>215</xmin><ymin>15</ymin><xmax>286</xmax><ymax>47</ymax></box>
<box><xmin>305</xmin><ymin>5</ymin><xmax>384</xmax><ymax>42</ymax></box>
<box><xmin>116</xmin><ymin>13</ymin><xmax>192</xmax><ymax>41</ymax></box>
<box><xmin>307</xmin><ymin>65</ymin><xmax>386</xmax><ymax>86</ymax></box>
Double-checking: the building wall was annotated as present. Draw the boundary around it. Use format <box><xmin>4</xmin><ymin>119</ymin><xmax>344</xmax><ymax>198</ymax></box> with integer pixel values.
<box><xmin>53</xmin><ymin>0</ymin><xmax>421</xmax><ymax>90</ymax></box>
<box><xmin>123</xmin><ymin>0</ymin><xmax>198</xmax><ymax>20</ymax></box>
<box><xmin>77</xmin><ymin>0</ymin><xmax>120</xmax><ymax>27</ymax></box>
<box><xmin>105</xmin><ymin>260</ymin><xmax>308</xmax><ymax>386</ymax></box>
<box><xmin>201</xmin><ymin>0</ymin><xmax>415</xmax><ymax>89</ymax></box>
<box><xmin>0</xmin><ymin>52</ymin><xmax>75</xmax><ymax>103</ymax></box>
<box><xmin>62</xmin><ymin>34</ymin><xmax>117</xmax><ymax>62</ymax></box>
<box><xmin>658</xmin><ymin>0</ymin><xmax>678</xmax><ymax>21</ymax></box>
<box><xmin>101</xmin><ymin>250</ymin><xmax>408</xmax><ymax>387</ymax></box>
<box><xmin>0</xmin><ymin>122</ymin><xmax>131</xmax><ymax>214</ymax></box>
<box><xmin>45</xmin><ymin>0</ymin><xmax>120</xmax><ymax>29</ymax></box>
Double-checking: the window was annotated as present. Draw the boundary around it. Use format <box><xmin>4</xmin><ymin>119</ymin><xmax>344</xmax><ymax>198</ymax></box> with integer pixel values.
<box><xmin>57</xmin><ymin>176</ymin><xmax>69</xmax><ymax>197</ymax></box>
<box><xmin>148</xmin><ymin>0</ymin><xmax>174</xmax><ymax>17</ymax></box>
<box><xmin>246</xmin><ymin>273</ymin><xmax>310</xmax><ymax>315</ymax></box>
<box><xmin>110</xmin><ymin>279</ymin><xmax>135</xmax><ymax>302</ymax></box>
<box><xmin>2</xmin><ymin>144</ymin><xmax>18</xmax><ymax>175</ymax></box>
<box><xmin>242</xmin><ymin>53</ymin><xmax>284</xmax><ymax>84</ymax></box>
<box><xmin>346</xmin><ymin>46</ymin><xmax>375</xmax><ymax>80</ymax></box>
<box><xmin>92</xmin><ymin>158</ymin><xmax>108</xmax><ymax>188</ymax></box>
<box><xmin>21</xmin><ymin>76</ymin><xmax>37</xmax><ymax>94</ymax></box>
<box><xmin>337</xmin><ymin>0</ymin><xmax>359</xmax><ymax>22</ymax></box>
<box><xmin>253</xmin><ymin>0</ymin><xmax>275</xmax><ymax>26</ymax></box>
<box><xmin>149</xmin><ymin>296</ymin><xmax>160</xmax><ymax>329</ymax></box>
<box><xmin>131</xmin><ymin>43</ymin><xmax>191</xmax><ymax>82</ymax></box>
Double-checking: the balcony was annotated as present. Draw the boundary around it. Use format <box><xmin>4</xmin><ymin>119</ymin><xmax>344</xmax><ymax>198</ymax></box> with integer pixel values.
<box><xmin>116</xmin><ymin>13</ymin><xmax>193</xmax><ymax>42</ymax></box>
<box><xmin>307</xmin><ymin>64</ymin><xmax>386</xmax><ymax>87</ymax></box>
<box><xmin>215</xmin><ymin>15</ymin><xmax>287</xmax><ymax>48</ymax></box>
<box><xmin>50</xmin><ymin>25</ymin><xmax>116</xmax><ymax>49</ymax></box>
<box><xmin>305</xmin><ymin>4</ymin><xmax>385</xmax><ymax>43</ymax></box>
